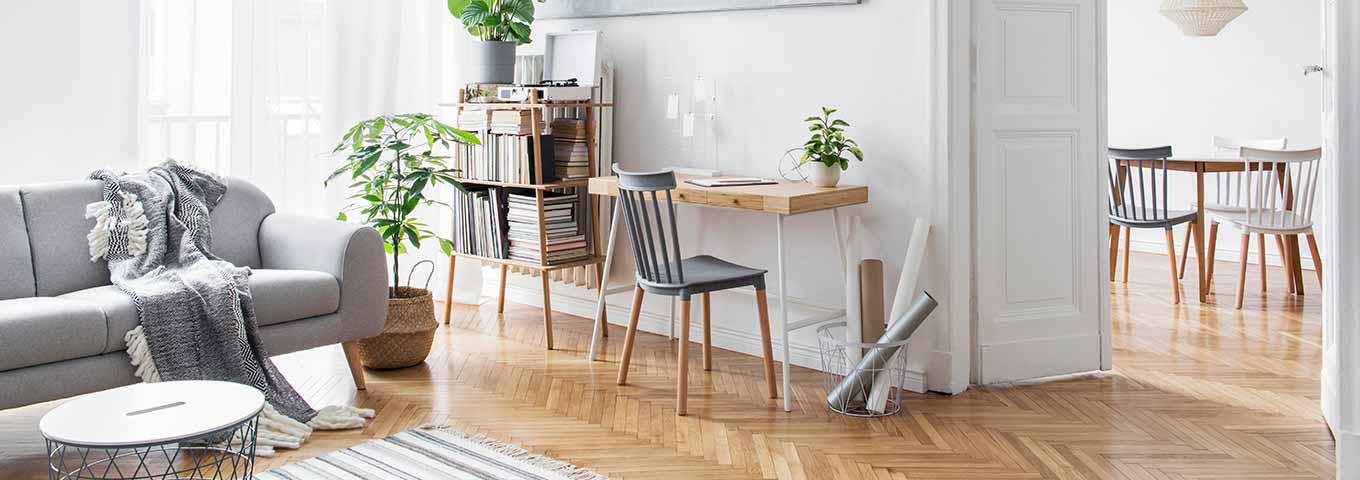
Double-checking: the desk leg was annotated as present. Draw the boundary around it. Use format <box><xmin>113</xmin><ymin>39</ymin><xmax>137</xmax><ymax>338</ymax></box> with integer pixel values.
<box><xmin>1196</xmin><ymin>169</ymin><xmax>1207</xmax><ymax>303</ymax></box>
<box><xmin>776</xmin><ymin>214</ymin><xmax>792</xmax><ymax>412</ymax></box>
<box><xmin>669</xmin><ymin>298</ymin><xmax>677</xmax><ymax>340</ymax></box>
<box><xmin>588</xmin><ymin>199</ymin><xmax>623</xmax><ymax>362</ymax></box>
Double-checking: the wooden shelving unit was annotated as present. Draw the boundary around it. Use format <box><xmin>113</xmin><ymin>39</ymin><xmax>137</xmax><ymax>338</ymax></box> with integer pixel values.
<box><xmin>441</xmin><ymin>86</ymin><xmax>614</xmax><ymax>351</ymax></box>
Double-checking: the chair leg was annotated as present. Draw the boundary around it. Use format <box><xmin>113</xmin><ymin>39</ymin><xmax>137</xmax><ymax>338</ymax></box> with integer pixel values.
<box><xmin>1179</xmin><ymin>223</ymin><xmax>1192</xmax><ymax>279</ymax></box>
<box><xmin>1122</xmin><ymin>226</ymin><xmax>1132</xmax><ymax>283</ymax></box>
<box><xmin>1163</xmin><ymin>228</ymin><xmax>1181</xmax><ymax>305</ymax></box>
<box><xmin>1109</xmin><ymin>224</ymin><xmax>1121</xmax><ymax>282</ymax></box>
<box><xmin>1258</xmin><ymin>234</ymin><xmax>1268</xmax><ymax>293</ymax></box>
<box><xmin>616</xmin><ymin>287</ymin><xmax>646</xmax><ymax>385</ymax></box>
<box><xmin>1236</xmin><ymin>234</ymin><xmax>1250</xmax><ymax>310</ymax></box>
<box><xmin>676</xmin><ymin>298</ymin><xmax>692</xmax><ymax>416</ymax></box>
<box><xmin>497</xmin><ymin>264</ymin><xmax>509</xmax><ymax>314</ymax></box>
<box><xmin>1307</xmin><ymin>233</ymin><xmax>1323</xmax><ymax>288</ymax></box>
<box><xmin>755</xmin><ymin>289</ymin><xmax>777</xmax><ymax>399</ymax></box>
<box><xmin>541</xmin><ymin>275</ymin><xmax>554</xmax><ymax>350</ymax></box>
<box><xmin>1276</xmin><ymin>235</ymin><xmax>1296</xmax><ymax>295</ymax></box>
<box><xmin>701</xmin><ymin>293</ymin><xmax>712</xmax><ymax>371</ymax></box>
<box><xmin>1207</xmin><ymin>222</ymin><xmax>1219</xmax><ymax>293</ymax></box>
<box><xmin>443</xmin><ymin>256</ymin><xmax>457</xmax><ymax>324</ymax></box>
<box><xmin>341</xmin><ymin>341</ymin><xmax>367</xmax><ymax>390</ymax></box>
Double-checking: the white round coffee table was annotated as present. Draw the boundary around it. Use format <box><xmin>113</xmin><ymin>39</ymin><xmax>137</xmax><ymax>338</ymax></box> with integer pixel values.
<box><xmin>40</xmin><ymin>381</ymin><xmax>265</xmax><ymax>480</ymax></box>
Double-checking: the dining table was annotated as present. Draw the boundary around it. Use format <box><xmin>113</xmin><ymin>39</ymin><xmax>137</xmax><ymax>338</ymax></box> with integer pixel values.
<box><xmin>1115</xmin><ymin>157</ymin><xmax>1308</xmax><ymax>303</ymax></box>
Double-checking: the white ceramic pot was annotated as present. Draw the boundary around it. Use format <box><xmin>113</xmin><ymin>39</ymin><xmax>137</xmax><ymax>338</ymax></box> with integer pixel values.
<box><xmin>808</xmin><ymin>162</ymin><xmax>842</xmax><ymax>187</ymax></box>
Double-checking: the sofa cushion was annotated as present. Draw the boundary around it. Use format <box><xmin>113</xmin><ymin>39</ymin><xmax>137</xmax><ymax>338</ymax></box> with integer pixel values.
<box><xmin>19</xmin><ymin>180</ymin><xmax>109</xmax><ymax>296</ymax></box>
<box><xmin>60</xmin><ymin>269</ymin><xmax>340</xmax><ymax>353</ymax></box>
<box><xmin>0</xmin><ymin>298</ymin><xmax>107</xmax><ymax>371</ymax></box>
<box><xmin>249</xmin><ymin>269</ymin><xmax>341</xmax><ymax>327</ymax></box>
<box><xmin>0</xmin><ymin>188</ymin><xmax>36</xmax><ymax>300</ymax></box>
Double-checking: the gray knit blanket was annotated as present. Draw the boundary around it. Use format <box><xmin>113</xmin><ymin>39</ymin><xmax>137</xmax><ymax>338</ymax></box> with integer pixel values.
<box><xmin>87</xmin><ymin>161</ymin><xmax>316</xmax><ymax>422</ymax></box>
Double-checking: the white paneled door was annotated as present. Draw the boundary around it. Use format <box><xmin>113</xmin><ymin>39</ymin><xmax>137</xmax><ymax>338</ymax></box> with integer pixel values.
<box><xmin>972</xmin><ymin>0</ymin><xmax>1107</xmax><ymax>383</ymax></box>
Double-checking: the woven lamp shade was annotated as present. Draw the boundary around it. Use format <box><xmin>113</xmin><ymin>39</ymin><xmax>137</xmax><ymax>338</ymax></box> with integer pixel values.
<box><xmin>1159</xmin><ymin>0</ymin><xmax>1248</xmax><ymax>36</ymax></box>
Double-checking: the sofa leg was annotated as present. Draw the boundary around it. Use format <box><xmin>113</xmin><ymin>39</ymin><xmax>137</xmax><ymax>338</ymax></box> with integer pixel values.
<box><xmin>341</xmin><ymin>341</ymin><xmax>367</xmax><ymax>390</ymax></box>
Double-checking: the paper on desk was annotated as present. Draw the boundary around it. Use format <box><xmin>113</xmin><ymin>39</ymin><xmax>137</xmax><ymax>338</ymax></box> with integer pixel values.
<box><xmin>682</xmin><ymin>113</ymin><xmax>695</xmax><ymax>138</ymax></box>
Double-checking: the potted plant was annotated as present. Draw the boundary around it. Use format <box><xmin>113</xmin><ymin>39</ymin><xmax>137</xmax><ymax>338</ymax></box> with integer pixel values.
<box><xmin>800</xmin><ymin>107</ymin><xmax>864</xmax><ymax>187</ymax></box>
<box><xmin>448</xmin><ymin>0</ymin><xmax>546</xmax><ymax>84</ymax></box>
<box><xmin>328</xmin><ymin>113</ymin><xmax>479</xmax><ymax>369</ymax></box>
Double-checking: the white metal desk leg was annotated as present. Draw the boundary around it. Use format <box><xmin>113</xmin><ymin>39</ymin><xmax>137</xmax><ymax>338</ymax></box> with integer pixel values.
<box><xmin>588</xmin><ymin>199</ymin><xmax>623</xmax><ymax>362</ymax></box>
<box><xmin>668</xmin><ymin>298</ymin><xmax>677</xmax><ymax>340</ymax></box>
<box><xmin>776</xmin><ymin>214</ymin><xmax>792</xmax><ymax>412</ymax></box>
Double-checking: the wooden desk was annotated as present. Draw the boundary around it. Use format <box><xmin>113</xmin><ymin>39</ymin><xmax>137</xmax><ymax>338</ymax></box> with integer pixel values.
<box><xmin>587</xmin><ymin>175</ymin><xmax>869</xmax><ymax>412</ymax></box>
<box><xmin>1115</xmin><ymin>157</ymin><xmax>1308</xmax><ymax>302</ymax></box>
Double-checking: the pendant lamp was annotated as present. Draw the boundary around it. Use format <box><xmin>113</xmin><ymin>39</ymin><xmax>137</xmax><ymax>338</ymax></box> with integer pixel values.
<box><xmin>1159</xmin><ymin>0</ymin><xmax>1248</xmax><ymax>37</ymax></box>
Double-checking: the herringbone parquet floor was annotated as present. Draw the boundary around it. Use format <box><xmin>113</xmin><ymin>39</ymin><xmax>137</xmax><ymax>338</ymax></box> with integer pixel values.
<box><xmin>0</xmin><ymin>252</ymin><xmax>1333</xmax><ymax>478</ymax></box>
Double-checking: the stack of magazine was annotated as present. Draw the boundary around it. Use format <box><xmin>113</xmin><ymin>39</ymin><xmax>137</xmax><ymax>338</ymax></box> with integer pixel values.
<box><xmin>450</xmin><ymin>186</ymin><xmax>507</xmax><ymax>259</ymax></box>
<box><xmin>550</xmin><ymin>118</ymin><xmax>591</xmax><ymax>179</ymax></box>
<box><xmin>506</xmin><ymin>190</ymin><xmax>589</xmax><ymax>265</ymax></box>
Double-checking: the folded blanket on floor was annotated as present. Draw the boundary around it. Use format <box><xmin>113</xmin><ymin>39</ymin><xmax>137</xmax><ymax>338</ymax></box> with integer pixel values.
<box><xmin>87</xmin><ymin>161</ymin><xmax>371</xmax><ymax>455</ymax></box>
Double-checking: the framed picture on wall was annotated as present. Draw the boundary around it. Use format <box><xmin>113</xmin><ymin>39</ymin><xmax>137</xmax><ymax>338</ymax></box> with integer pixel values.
<box><xmin>538</xmin><ymin>0</ymin><xmax>862</xmax><ymax>19</ymax></box>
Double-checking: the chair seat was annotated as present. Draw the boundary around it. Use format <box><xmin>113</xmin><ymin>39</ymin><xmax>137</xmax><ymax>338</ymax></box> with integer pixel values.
<box><xmin>637</xmin><ymin>255</ymin><xmax>767</xmax><ymax>299</ymax></box>
<box><xmin>1110</xmin><ymin>208</ymin><xmax>1197</xmax><ymax>228</ymax></box>
<box><xmin>1209</xmin><ymin>210</ymin><xmax>1314</xmax><ymax>233</ymax></box>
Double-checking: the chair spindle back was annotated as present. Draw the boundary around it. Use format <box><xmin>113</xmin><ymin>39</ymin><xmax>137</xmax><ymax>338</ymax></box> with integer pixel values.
<box><xmin>1211</xmin><ymin>136</ymin><xmax>1288</xmax><ymax>207</ymax></box>
<box><xmin>613</xmin><ymin>165</ymin><xmax>685</xmax><ymax>285</ymax></box>
<box><xmin>1237</xmin><ymin>147</ymin><xmax>1324</xmax><ymax>230</ymax></box>
<box><xmin>1107</xmin><ymin>146</ymin><xmax>1175</xmax><ymax>223</ymax></box>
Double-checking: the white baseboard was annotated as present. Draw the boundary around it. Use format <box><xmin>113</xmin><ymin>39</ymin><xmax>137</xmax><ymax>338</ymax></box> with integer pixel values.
<box><xmin>479</xmin><ymin>270</ymin><xmax>933</xmax><ymax>394</ymax></box>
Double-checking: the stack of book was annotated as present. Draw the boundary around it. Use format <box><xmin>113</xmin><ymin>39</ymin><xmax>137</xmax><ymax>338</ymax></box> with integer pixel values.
<box><xmin>505</xmin><ymin>190</ymin><xmax>590</xmax><ymax>265</ymax></box>
<box><xmin>550</xmin><ymin>118</ymin><xmax>591</xmax><ymax>179</ymax></box>
<box><xmin>450</xmin><ymin>186</ymin><xmax>507</xmax><ymax>259</ymax></box>
<box><xmin>457</xmin><ymin>109</ymin><xmax>490</xmax><ymax>131</ymax></box>
<box><xmin>490</xmin><ymin>110</ymin><xmax>536</xmax><ymax>135</ymax></box>
<box><xmin>455</xmin><ymin>110</ymin><xmax>556</xmax><ymax>184</ymax></box>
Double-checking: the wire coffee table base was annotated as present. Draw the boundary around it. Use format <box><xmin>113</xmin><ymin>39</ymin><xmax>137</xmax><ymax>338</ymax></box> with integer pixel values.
<box><xmin>45</xmin><ymin>415</ymin><xmax>260</xmax><ymax>480</ymax></box>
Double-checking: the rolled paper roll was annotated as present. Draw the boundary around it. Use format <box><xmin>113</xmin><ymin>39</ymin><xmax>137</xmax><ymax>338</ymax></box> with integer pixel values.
<box><xmin>826</xmin><ymin>292</ymin><xmax>938</xmax><ymax>411</ymax></box>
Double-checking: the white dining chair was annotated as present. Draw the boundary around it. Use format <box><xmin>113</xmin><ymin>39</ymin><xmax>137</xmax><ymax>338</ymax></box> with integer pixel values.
<box><xmin>1202</xmin><ymin>146</ymin><xmax>1324</xmax><ymax>309</ymax></box>
<box><xmin>1180</xmin><ymin>137</ymin><xmax>1288</xmax><ymax>284</ymax></box>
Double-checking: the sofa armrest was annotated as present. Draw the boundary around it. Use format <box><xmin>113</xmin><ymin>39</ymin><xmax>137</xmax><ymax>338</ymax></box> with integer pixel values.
<box><xmin>259</xmin><ymin>213</ymin><xmax>387</xmax><ymax>341</ymax></box>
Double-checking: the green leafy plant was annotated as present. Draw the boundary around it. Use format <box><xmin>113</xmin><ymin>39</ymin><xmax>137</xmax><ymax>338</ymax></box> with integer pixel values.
<box><xmin>328</xmin><ymin>113</ymin><xmax>479</xmax><ymax>297</ymax></box>
<box><xmin>448</xmin><ymin>0</ymin><xmax>546</xmax><ymax>45</ymax></box>
<box><xmin>800</xmin><ymin>107</ymin><xmax>864</xmax><ymax>171</ymax></box>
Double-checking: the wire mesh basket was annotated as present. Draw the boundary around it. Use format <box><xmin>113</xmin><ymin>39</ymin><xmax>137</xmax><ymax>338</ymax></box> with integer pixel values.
<box><xmin>816</xmin><ymin>321</ymin><xmax>910</xmax><ymax>417</ymax></box>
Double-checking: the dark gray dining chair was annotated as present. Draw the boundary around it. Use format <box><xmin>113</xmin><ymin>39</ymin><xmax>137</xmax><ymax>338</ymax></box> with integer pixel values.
<box><xmin>1107</xmin><ymin>146</ymin><xmax>1198</xmax><ymax>304</ymax></box>
<box><xmin>611</xmin><ymin>165</ymin><xmax>777</xmax><ymax>416</ymax></box>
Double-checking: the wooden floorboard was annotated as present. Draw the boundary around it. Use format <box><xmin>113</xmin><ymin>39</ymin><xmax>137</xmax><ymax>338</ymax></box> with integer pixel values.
<box><xmin>0</xmin><ymin>252</ymin><xmax>1333</xmax><ymax>479</ymax></box>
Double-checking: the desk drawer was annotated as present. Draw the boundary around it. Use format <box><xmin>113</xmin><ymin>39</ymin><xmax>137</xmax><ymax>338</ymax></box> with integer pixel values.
<box><xmin>673</xmin><ymin>189</ymin><xmax>707</xmax><ymax>205</ymax></box>
<box><xmin>705</xmin><ymin>191</ymin><xmax>764</xmax><ymax>211</ymax></box>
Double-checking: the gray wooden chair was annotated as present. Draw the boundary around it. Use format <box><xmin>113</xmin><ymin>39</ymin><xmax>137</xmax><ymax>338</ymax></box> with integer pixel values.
<box><xmin>612</xmin><ymin>166</ymin><xmax>777</xmax><ymax>416</ymax></box>
<box><xmin>1107</xmin><ymin>146</ymin><xmax>1198</xmax><ymax>304</ymax></box>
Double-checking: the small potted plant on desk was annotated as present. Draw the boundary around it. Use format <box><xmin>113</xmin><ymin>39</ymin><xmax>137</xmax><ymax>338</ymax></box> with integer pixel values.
<box><xmin>448</xmin><ymin>0</ymin><xmax>546</xmax><ymax>84</ymax></box>
<box><xmin>800</xmin><ymin>107</ymin><xmax>864</xmax><ymax>187</ymax></box>
<box><xmin>328</xmin><ymin>113</ymin><xmax>479</xmax><ymax>369</ymax></box>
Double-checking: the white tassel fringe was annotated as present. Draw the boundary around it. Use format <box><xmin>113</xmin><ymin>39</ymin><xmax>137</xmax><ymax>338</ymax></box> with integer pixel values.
<box><xmin>123</xmin><ymin>327</ymin><xmax>373</xmax><ymax>457</ymax></box>
<box><xmin>84</xmin><ymin>192</ymin><xmax>148</xmax><ymax>261</ymax></box>
<box><xmin>423</xmin><ymin>425</ymin><xmax>610</xmax><ymax>480</ymax></box>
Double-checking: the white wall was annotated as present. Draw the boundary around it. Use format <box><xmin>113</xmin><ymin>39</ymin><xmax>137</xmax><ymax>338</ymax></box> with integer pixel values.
<box><xmin>473</xmin><ymin>1</ymin><xmax>961</xmax><ymax>392</ymax></box>
<box><xmin>1109</xmin><ymin>1</ymin><xmax>1323</xmax><ymax>269</ymax></box>
<box><xmin>0</xmin><ymin>0</ymin><xmax>141</xmax><ymax>184</ymax></box>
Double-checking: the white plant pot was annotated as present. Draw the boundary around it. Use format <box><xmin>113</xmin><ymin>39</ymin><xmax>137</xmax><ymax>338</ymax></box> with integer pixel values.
<box><xmin>808</xmin><ymin>162</ymin><xmax>842</xmax><ymax>187</ymax></box>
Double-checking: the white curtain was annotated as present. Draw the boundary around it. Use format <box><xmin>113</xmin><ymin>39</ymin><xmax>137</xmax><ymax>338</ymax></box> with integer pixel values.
<box><xmin>141</xmin><ymin>0</ymin><xmax>448</xmax><ymax>219</ymax></box>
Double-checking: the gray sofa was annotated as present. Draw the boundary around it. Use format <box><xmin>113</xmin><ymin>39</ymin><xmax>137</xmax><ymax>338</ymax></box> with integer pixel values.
<box><xmin>0</xmin><ymin>177</ymin><xmax>386</xmax><ymax>410</ymax></box>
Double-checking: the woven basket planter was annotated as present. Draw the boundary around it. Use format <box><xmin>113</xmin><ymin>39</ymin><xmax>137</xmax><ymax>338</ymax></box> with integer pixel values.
<box><xmin>358</xmin><ymin>286</ymin><xmax>438</xmax><ymax>370</ymax></box>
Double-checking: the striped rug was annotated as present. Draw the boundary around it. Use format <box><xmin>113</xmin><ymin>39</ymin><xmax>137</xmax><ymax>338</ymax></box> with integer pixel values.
<box><xmin>256</xmin><ymin>427</ymin><xmax>608</xmax><ymax>480</ymax></box>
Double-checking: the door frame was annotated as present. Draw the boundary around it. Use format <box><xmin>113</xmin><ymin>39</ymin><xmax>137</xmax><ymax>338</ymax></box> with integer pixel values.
<box><xmin>938</xmin><ymin>0</ymin><xmax>1360</xmax><ymax>473</ymax></box>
